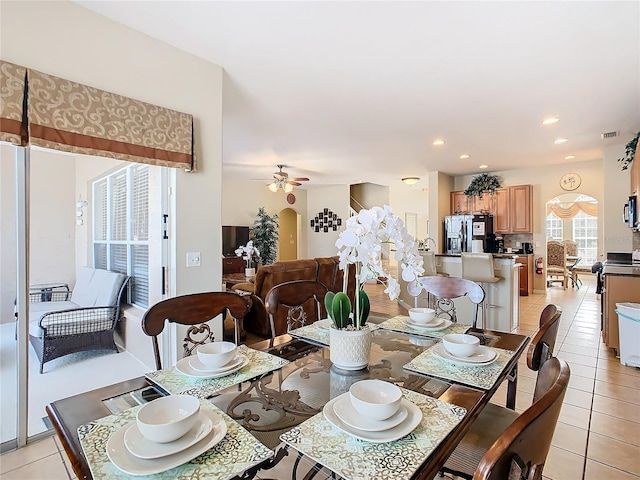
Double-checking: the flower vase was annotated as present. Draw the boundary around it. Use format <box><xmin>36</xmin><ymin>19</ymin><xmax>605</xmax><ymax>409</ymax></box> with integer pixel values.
<box><xmin>245</xmin><ymin>267</ymin><xmax>255</xmax><ymax>278</ymax></box>
<box><xmin>329</xmin><ymin>324</ymin><xmax>372</xmax><ymax>371</ymax></box>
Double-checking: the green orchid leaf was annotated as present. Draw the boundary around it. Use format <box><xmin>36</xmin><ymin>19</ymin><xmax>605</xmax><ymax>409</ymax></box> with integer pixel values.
<box><xmin>331</xmin><ymin>292</ymin><xmax>351</xmax><ymax>329</ymax></box>
<box><xmin>324</xmin><ymin>292</ymin><xmax>335</xmax><ymax>321</ymax></box>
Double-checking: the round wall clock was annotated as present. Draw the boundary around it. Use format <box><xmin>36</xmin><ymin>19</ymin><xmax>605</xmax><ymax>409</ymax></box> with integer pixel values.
<box><xmin>560</xmin><ymin>173</ymin><xmax>581</xmax><ymax>191</ymax></box>
<box><xmin>286</xmin><ymin>193</ymin><xmax>296</xmax><ymax>205</ymax></box>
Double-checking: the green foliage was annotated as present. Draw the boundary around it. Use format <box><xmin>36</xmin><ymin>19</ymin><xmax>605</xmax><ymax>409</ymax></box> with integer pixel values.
<box><xmin>331</xmin><ymin>292</ymin><xmax>351</xmax><ymax>329</ymax></box>
<box><xmin>463</xmin><ymin>173</ymin><xmax>501</xmax><ymax>198</ymax></box>
<box><xmin>324</xmin><ymin>292</ymin><xmax>335</xmax><ymax>320</ymax></box>
<box><xmin>251</xmin><ymin>207</ymin><xmax>279</xmax><ymax>265</ymax></box>
<box><xmin>356</xmin><ymin>289</ymin><xmax>370</xmax><ymax>326</ymax></box>
<box><xmin>618</xmin><ymin>132</ymin><xmax>639</xmax><ymax>171</ymax></box>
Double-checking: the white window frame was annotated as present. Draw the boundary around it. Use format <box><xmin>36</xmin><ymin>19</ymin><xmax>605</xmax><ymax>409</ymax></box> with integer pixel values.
<box><xmin>572</xmin><ymin>211</ymin><xmax>598</xmax><ymax>266</ymax></box>
<box><xmin>92</xmin><ymin>164</ymin><xmax>150</xmax><ymax>309</ymax></box>
<box><xmin>546</xmin><ymin>212</ymin><xmax>563</xmax><ymax>241</ymax></box>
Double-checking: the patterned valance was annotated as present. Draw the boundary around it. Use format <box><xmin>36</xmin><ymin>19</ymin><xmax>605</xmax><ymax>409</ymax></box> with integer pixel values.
<box><xmin>546</xmin><ymin>201</ymin><xmax>598</xmax><ymax>219</ymax></box>
<box><xmin>0</xmin><ymin>60</ymin><xmax>28</xmax><ymax>146</ymax></box>
<box><xmin>0</xmin><ymin>60</ymin><xmax>195</xmax><ymax>171</ymax></box>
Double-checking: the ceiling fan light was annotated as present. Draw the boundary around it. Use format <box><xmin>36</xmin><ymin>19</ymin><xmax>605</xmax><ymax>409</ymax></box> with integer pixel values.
<box><xmin>284</xmin><ymin>183</ymin><xmax>294</xmax><ymax>193</ymax></box>
<box><xmin>268</xmin><ymin>182</ymin><xmax>278</xmax><ymax>192</ymax></box>
<box><xmin>402</xmin><ymin>177</ymin><xmax>420</xmax><ymax>185</ymax></box>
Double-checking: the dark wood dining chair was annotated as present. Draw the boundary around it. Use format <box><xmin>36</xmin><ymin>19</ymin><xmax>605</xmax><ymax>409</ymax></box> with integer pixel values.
<box><xmin>440</xmin><ymin>307</ymin><xmax>566</xmax><ymax>480</ymax></box>
<box><xmin>265</xmin><ymin>280</ymin><xmax>328</xmax><ymax>338</ymax></box>
<box><xmin>418</xmin><ymin>276</ymin><xmax>485</xmax><ymax>328</ymax></box>
<box><xmin>141</xmin><ymin>292</ymin><xmax>251</xmax><ymax>370</ymax></box>
<box><xmin>527</xmin><ymin>304</ymin><xmax>562</xmax><ymax>372</ymax></box>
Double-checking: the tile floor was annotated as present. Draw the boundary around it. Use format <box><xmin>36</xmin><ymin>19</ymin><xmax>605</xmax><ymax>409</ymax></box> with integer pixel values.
<box><xmin>2</xmin><ymin>275</ymin><xmax>639</xmax><ymax>479</ymax></box>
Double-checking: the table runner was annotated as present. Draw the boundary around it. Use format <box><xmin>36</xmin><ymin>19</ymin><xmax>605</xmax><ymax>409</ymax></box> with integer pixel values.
<box><xmin>403</xmin><ymin>345</ymin><xmax>515</xmax><ymax>390</ymax></box>
<box><xmin>280</xmin><ymin>388</ymin><xmax>466</xmax><ymax>480</ymax></box>
<box><xmin>78</xmin><ymin>400</ymin><xmax>273</xmax><ymax>480</ymax></box>
<box><xmin>145</xmin><ymin>345</ymin><xmax>288</xmax><ymax>398</ymax></box>
<box><xmin>378</xmin><ymin>315</ymin><xmax>471</xmax><ymax>338</ymax></box>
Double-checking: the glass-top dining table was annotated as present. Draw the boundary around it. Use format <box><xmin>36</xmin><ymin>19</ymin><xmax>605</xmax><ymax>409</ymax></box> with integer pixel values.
<box><xmin>47</xmin><ymin>316</ymin><xmax>529</xmax><ymax>480</ymax></box>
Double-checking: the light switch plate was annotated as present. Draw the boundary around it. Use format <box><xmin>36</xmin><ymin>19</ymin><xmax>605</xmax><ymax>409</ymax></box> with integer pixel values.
<box><xmin>186</xmin><ymin>252</ymin><xmax>201</xmax><ymax>267</ymax></box>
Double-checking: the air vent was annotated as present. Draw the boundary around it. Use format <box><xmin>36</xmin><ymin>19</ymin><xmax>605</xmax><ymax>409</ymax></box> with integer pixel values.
<box><xmin>601</xmin><ymin>131</ymin><xmax>620</xmax><ymax>139</ymax></box>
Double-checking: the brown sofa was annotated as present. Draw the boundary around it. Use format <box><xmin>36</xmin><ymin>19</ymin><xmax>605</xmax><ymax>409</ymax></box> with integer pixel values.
<box><xmin>232</xmin><ymin>256</ymin><xmax>355</xmax><ymax>337</ymax></box>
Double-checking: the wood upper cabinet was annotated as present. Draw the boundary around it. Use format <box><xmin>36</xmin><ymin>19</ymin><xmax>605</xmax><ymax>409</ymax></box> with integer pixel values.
<box><xmin>631</xmin><ymin>149</ymin><xmax>639</xmax><ymax>195</ymax></box>
<box><xmin>510</xmin><ymin>184</ymin><xmax>533</xmax><ymax>233</ymax></box>
<box><xmin>450</xmin><ymin>191</ymin><xmax>470</xmax><ymax>214</ymax></box>
<box><xmin>493</xmin><ymin>188</ymin><xmax>511</xmax><ymax>233</ymax></box>
<box><xmin>472</xmin><ymin>194</ymin><xmax>492</xmax><ymax>213</ymax></box>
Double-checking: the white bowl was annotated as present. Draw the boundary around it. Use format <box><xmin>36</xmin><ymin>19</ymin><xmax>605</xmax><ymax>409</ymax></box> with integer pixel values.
<box><xmin>196</xmin><ymin>341</ymin><xmax>237</xmax><ymax>369</ymax></box>
<box><xmin>349</xmin><ymin>380</ymin><xmax>402</xmax><ymax>421</ymax></box>
<box><xmin>442</xmin><ymin>333</ymin><xmax>480</xmax><ymax>358</ymax></box>
<box><xmin>136</xmin><ymin>395</ymin><xmax>200</xmax><ymax>443</ymax></box>
<box><xmin>408</xmin><ymin>308</ymin><xmax>436</xmax><ymax>324</ymax></box>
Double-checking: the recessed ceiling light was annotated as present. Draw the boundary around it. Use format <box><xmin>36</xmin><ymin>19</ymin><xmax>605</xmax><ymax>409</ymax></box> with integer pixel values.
<box><xmin>479</xmin><ymin>165</ymin><xmax>488</xmax><ymax>169</ymax></box>
<box><xmin>554</xmin><ymin>138</ymin><xmax>568</xmax><ymax>145</ymax></box>
<box><xmin>565</xmin><ymin>155</ymin><xmax>576</xmax><ymax>160</ymax></box>
<box><xmin>459</xmin><ymin>154</ymin><xmax>470</xmax><ymax>159</ymax></box>
<box><xmin>433</xmin><ymin>139</ymin><xmax>445</xmax><ymax>146</ymax></box>
<box><xmin>542</xmin><ymin>117</ymin><xmax>560</xmax><ymax>125</ymax></box>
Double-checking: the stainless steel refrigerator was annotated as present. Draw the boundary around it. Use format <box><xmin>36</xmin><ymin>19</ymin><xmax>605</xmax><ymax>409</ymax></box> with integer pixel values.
<box><xmin>444</xmin><ymin>214</ymin><xmax>494</xmax><ymax>254</ymax></box>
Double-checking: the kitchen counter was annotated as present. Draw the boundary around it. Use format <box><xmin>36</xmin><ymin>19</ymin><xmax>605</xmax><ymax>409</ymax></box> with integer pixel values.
<box><xmin>400</xmin><ymin>253</ymin><xmax>520</xmax><ymax>332</ymax></box>
<box><xmin>435</xmin><ymin>253</ymin><xmax>521</xmax><ymax>259</ymax></box>
<box><xmin>602</xmin><ymin>265</ymin><xmax>640</xmax><ymax>277</ymax></box>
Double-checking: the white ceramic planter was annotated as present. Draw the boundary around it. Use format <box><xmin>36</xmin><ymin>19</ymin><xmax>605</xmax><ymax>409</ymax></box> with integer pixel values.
<box><xmin>329</xmin><ymin>324</ymin><xmax>372</xmax><ymax>371</ymax></box>
<box><xmin>245</xmin><ymin>268</ymin><xmax>256</xmax><ymax>278</ymax></box>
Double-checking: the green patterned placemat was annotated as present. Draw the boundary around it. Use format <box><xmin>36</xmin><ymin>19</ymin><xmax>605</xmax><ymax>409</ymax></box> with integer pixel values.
<box><xmin>280</xmin><ymin>388</ymin><xmax>466</xmax><ymax>480</ymax></box>
<box><xmin>378</xmin><ymin>315</ymin><xmax>471</xmax><ymax>339</ymax></box>
<box><xmin>145</xmin><ymin>345</ymin><xmax>289</xmax><ymax>398</ymax></box>
<box><xmin>403</xmin><ymin>345</ymin><xmax>515</xmax><ymax>390</ymax></box>
<box><xmin>78</xmin><ymin>400</ymin><xmax>273</xmax><ymax>480</ymax></box>
<box><xmin>288</xmin><ymin>323</ymin><xmax>330</xmax><ymax>346</ymax></box>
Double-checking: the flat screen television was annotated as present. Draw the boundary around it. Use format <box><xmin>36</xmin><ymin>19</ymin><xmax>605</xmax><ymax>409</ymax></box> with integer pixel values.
<box><xmin>222</xmin><ymin>225</ymin><xmax>250</xmax><ymax>257</ymax></box>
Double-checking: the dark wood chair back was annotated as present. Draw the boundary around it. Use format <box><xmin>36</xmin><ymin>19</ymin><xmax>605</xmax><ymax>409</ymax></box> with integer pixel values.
<box><xmin>527</xmin><ymin>304</ymin><xmax>562</xmax><ymax>374</ymax></box>
<box><xmin>141</xmin><ymin>292</ymin><xmax>251</xmax><ymax>370</ymax></box>
<box><xmin>419</xmin><ymin>276</ymin><xmax>485</xmax><ymax>328</ymax></box>
<box><xmin>265</xmin><ymin>280</ymin><xmax>328</xmax><ymax>338</ymax></box>
<box><xmin>474</xmin><ymin>358</ymin><xmax>570</xmax><ymax>480</ymax></box>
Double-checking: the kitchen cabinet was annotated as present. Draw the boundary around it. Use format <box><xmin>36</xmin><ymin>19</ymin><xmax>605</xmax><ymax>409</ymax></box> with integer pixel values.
<box><xmin>450</xmin><ymin>191</ymin><xmax>470</xmax><ymax>214</ymax></box>
<box><xmin>493</xmin><ymin>185</ymin><xmax>533</xmax><ymax>234</ymax></box>
<box><xmin>472</xmin><ymin>194</ymin><xmax>492</xmax><ymax>214</ymax></box>
<box><xmin>602</xmin><ymin>272</ymin><xmax>640</xmax><ymax>352</ymax></box>
<box><xmin>515</xmin><ymin>255</ymin><xmax>533</xmax><ymax>296</ymax></box>
<box><xmin>631</xmin><ymin>146</ymin><xmax>639</xmax><ymax>195</ymax></box>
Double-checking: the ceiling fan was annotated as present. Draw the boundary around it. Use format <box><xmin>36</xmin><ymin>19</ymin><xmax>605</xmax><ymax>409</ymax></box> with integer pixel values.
<box><xmin>267</xmin><ymin>164</ymin><xmax>309</xmax><ymax>192</ymax></box>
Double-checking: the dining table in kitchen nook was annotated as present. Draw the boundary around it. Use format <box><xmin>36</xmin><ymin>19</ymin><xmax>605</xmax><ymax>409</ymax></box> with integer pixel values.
<box><xmin>47</xmin><ymin>319</ymin><xmax>529</xmax><ymax>480</ymax></box>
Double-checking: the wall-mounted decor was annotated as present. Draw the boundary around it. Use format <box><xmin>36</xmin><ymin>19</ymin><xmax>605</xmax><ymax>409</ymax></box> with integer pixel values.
<box><xmin>311</xmin><ymin>208</ymin><xmax>342</xmax><ymax>232</ymax></box>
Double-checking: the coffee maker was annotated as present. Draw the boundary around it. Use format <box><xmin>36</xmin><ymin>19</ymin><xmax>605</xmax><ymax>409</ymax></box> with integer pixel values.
<box><xmin>522</xmin><ymin>242</ymin><xmax>533</xmax><ymax>254</ymax></box>
<box><xmin>486</xmin><ymin>234</ymin><xmax>504</xmax><ymax>253</ymax></box>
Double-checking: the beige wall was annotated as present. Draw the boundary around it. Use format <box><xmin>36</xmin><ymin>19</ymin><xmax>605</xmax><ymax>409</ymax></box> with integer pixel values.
<box><xmin>2</xmin><ymin>1</ymin><xmax>224</xmax><ymax>351</ymax></box>
<box><xmin>307</xmin><ymin>185</ymin><xmax>350</xmax><ymax>258</ymax></box>
<box><xmin>388</xmin><ymin>181</ymin><xmax>430</xmax><ymax>242</ymax></box>
<box><xmin>278</xmin><ymin>208</ymin><xmax>298</xmax><ymax>261</ymax></box>
<box><xmin>221</xmin><ymin>178</ymin><xmax>309</xmax><ymax>260</ymax></box>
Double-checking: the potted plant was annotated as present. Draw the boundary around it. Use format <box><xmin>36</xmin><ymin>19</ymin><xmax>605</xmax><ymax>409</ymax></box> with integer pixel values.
<box><xmin>235</xmin><ymin>240</ymin><xmax>260</xmax><ymax>278</ymax></box>
<box><xmin>618</xmin><ymin>131</ymin><xmax>639</xmax><ymax>171</ymax></box>
<box><xmin>327</xmin><ymin>205</ymin><xmax>425</xmax><ymax>370</ymax></box>
<box><xmin>463</xmin><ymin>173</ymin><xmax>501</xmax><ymax>198</ymax></box>
<box><xmin>251</xmin><ymin>207</ymin><xmax>279</xmax><ymax>265</ymax></box>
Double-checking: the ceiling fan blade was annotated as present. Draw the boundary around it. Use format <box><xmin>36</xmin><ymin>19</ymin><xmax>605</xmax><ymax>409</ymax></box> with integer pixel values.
<box><xmin>290</xmin><ymin>177</ymin><xmax>309</xmax><ymax>182</ymax></box>
<box><xmin>288</xmin><ymin>181</ymin><xmax>302</xmax><ymax>186</ymax></box>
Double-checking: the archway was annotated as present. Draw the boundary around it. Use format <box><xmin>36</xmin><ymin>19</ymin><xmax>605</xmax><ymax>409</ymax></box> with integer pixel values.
<box><xmin>278</xmin><ymin>208</ymin><xmax>299</xmax><ymax>261</ymax></box>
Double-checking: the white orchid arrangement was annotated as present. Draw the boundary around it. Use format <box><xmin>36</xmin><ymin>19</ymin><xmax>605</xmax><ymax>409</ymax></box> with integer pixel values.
<box><xmin>330</xmin><ymin>205</ymin><xmax>425</xmax><ymax>329</ymax></box>
<box><xmin>235</xmin><ymin>240</ymin><xmax>260</xmax><ymax>268</ymax></box>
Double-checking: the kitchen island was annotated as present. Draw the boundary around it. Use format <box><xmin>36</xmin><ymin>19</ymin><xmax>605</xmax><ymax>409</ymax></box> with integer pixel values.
<box><xmin>399</xmin><ymin>253</ymin><xmax>520</xmax><ymax>332</ymax></box>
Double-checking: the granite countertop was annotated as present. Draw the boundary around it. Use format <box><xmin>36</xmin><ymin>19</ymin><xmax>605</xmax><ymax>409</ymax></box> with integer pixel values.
<box><xmin>603</xmin><ymin>265</ymin><xmax>640</xmax><ymax>277</ymax></box>
<box><xmin>434</xmin><ymin>253</ymin><xmax>520</xmax><ymax>259</ymax></box>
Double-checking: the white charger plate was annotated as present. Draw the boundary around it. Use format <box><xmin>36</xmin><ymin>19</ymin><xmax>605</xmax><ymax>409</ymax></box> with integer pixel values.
<box><xmin>323</xmin><ymin>393</ymin><xmax>422</xmax><ymax>443</ymax></box>
<box><xmin>433</xmin><ymin>343</ymin><xmax>498</xmax><ymax>366</ymax></box>
<box><xmin>176</xmin><ymin>354</ymin><xmax>249</xmax><ymax>379</ymax></box>
<box><xmin>107</xmin><ymin>408</ymin><xmax>227</xmax><ymax>476</ymax></box>
<box><xmin>123</xmin><ymin>410</ymin><xmax>213</xmax><ymax>459</ymax></box>
<box><xmin>188</xmin><ymin>354</ymin><xmax>244</xmax><ymax>374</ymax></box>
<box><xmin>332</xmin><ymin>395</ymin><xmax>408</xmax><ymax>432</ymax></box>
<box><xmin>314</xmin><ymin>319</ymin><xmax>333</xmax><ymax>329</ymax></box>
<box><xmin>401</xmin><ymin>316</ymin><xmax>452</xmax><ymax>332</ymax></box>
